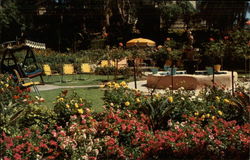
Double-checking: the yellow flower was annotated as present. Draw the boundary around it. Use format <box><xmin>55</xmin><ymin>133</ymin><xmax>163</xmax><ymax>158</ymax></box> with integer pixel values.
<box><xmin>210</xmin><ymin>105</ymin><xmax>215</xmax><ymax>110</ymax></box>
<box><xmin>167</xmin><ymin>96</ymin><xmax>173</xmax><ymax>103</ymax></box>
<box><xmin>114</xmin><ymin>83</ymin><xmax>120</xmax><ymax>89</ymax></box>
<box><xmin>0</xmin><ymin>81</ymin><xmax>4</xmax><ymax>84</ymax></box>
<box><xmin>107</xmin><ymin>82</ymin><xmax>112</xmax><ymax>87</ymax></box>
<box><xmin>78</xmin><ymin>109</ymin><xmax>83</xmax><ymax>114</ymax></box>
<box><xmin>136</xmin><ymin>98</ymin><xmax>141</xmax><ymax>103</ymax></box>
<box><xmin>4</xmin><ymin>84</ymin><xmax>9</xmax><ymax>88</ymax></box>
<box><xmin>194</xmin><ymin>112</ymin><xmax>199</xmax><ymax>116</ymax></box>
<box><xmin>201</xmin><ymin>115</ymin><xmax>205</xmax><ymax>119</ymax></box>
<box><xmin>66</xmin><ymin>104</ymin><xmax>70</xmax><ymax>108</ymax></box>
<box><xmin>218</xmin><ymin>110</ymin><xmax>223</xmax><ymax>116</ymax></box>
<box><xmin>99</xmin><ymin>84</ymin><xmax>105</xmax><ymax>88</ymax></box>
<box><xmin>125</xmin><ymin>101</ymin><xmax>130</xmax><ymax>106</ymax></box>
<box><xmin>223</xmin><ymin>99</ymin><xmax>230</xmax><ymax>104</ymax></box>
<box><xmin>211</xmin><ymin>116</ymin><xmax>216</xmax><ymax>120</ymax></box>
<box><xmin>206</xmin><ymin>113</ymin><xmax>210</xmax><ymax>118</ymax></box>
<box><xmin>57</xmin><ymin>98</ymin><xmax>64</xmax><ymax>102</ymax></box>
<box><xmin>120</xmin><ymin>81</ymin><xmax>127</xmax><ymax>87</ymax></box>
<box><xmin>155</xmin><ymin>93</ymin><xmax>160</xmax><ymax>98</ymax></box>
<box><xmin>75</xmin><ymin>103</ymin><xmax>79</xmax><ymax>108</ymax></box>
<box><xmin>215</xmin><ymin>96</ymin><xmax>220</xmax><ymax>103</ymax></box>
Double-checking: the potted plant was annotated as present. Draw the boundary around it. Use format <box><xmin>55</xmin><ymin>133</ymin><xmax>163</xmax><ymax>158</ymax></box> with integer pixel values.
<box><xmin>204</xmin><ymin>38</ymin><xmax>226</xmax><ymax>72</ymax></box>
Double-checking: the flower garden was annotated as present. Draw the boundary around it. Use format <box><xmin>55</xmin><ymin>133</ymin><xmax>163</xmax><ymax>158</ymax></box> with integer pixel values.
<box><xmin>0</xmin><ymin>73</ymin><xmax>249</xmax><ymax>160</ymax></box>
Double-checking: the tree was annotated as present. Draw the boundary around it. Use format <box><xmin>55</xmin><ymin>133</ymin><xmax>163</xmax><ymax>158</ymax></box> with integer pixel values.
<box><xmin>197</xmin><ymin>0</ymin><xmax>249</xmax><ymax>31</ymax></box>
<box><xmin>0</xmin><ymin>0</ymin><xmax>23</xmax><ymax>42</ymax></box>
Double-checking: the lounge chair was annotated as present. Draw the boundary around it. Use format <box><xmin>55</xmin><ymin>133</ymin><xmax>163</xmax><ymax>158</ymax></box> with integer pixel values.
<box><xmin>78</xmin><ymin>63</ymin><xmax>94</xmax><ymax>80</ymax></box>
<box><xmin>61</xmin><ymin>64</ymin><xmax>76</xmax><ymax>82</ymax></box>
<box><xmin>43</xmin><ymin>64</ymin><xmax>59</xmax><ymax>81</ymax></box>
<box><xmin>13</xmin><ymin>69</ymin><xmax>40</xmax><ymax>96</ymax></box>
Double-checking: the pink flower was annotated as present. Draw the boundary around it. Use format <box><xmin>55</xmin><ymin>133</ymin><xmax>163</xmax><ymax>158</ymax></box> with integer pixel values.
<box><xmin>113</xmin><ymin>130</ymin><xmax>119</xmax><ymax>136</ymax></box>
<box><xmin>49</xmin><ymin>140</ymin><xmax>57</xmax><ymax>146</ymax></box>
<box><xmin>209</xmin><ymin>37</ymin><xmax>215</xmax><ymax>41</ymax></box>
<box><xmin>3</xmin><ymin>157</ymin><xmax>10</xmax><ymax>160</ymax></box>
<box><xmin>121</xmin><ymin>124</ymin><xmax>126</xmax><ymax>131</ymax></box>
<box><xmin>13</xmin><ymin>153</ymin><xmax>22</xmax><ymax>160</ymax></box>
<box><xmin>224</xmin><ymin>36</ymin><xmax>229</xmax><ymax>40</ymax></box>
<box><xmin>119</xmin><ymin>42</ymin><xmax>123</xmax><ymax>47</ymax></box>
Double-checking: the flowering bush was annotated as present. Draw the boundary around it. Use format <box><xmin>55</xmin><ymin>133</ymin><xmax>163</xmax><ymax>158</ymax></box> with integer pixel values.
<box><xmin>53</xmin><ymin>90</ymin><xmax>92</xmax><ymax>126</ymax></box>
<box><xmin>1</xmin><ymin>73</ymin><xmax>249</xmax><ymax>159</ymax></box>
<box><xmin>0</xmin><ymin>74</ymin><xmax>46</xmax><ymax>134</ymax></box>
<box><xmin>96</xmin><ymin>108</ymin><xmax>151</xmax><ymax>159</ymax></box>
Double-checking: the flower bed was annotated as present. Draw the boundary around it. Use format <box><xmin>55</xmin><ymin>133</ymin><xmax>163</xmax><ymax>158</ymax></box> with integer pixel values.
<box><xmin>0</xmin><ymin>74</ymin><xmax>249</xmax><ymax>159</ymax></box>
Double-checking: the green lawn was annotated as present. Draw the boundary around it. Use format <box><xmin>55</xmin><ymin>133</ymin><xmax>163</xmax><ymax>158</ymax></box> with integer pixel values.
<box><xmin>35</xmin><ymin>87</ymin><xmax>105</xmax><ymax>112</ymax></box>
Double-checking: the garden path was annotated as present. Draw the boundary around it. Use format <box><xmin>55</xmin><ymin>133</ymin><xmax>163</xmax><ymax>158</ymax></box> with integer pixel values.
<box><xmin>34</xmin><ymin>80</ymin><xmax>249</xmax><ymax>95</ymax></box>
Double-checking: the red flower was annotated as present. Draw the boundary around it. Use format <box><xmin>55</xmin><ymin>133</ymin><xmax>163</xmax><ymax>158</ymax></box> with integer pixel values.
<box><xmin>13</xmin><ymin>153</ymin><xmax>22</xmax><ymax>160</ymax></box>
<box><xmin>119</xmin><ymin>42</ymin><xmax>123</xmax><ymax>47</ymax></box>
<box><xmin>13</xmin><ymin>95</ymin><xmax>20</xmax><ymax>99</ymax></box>
<box><xmin>113</xmin><ymin>130</ymin><xmax>119</xmax><ymax>136</ymax></box>
<box><xmin>166</xmin><ymin>37</ymin><xmax>171</xmax><ymax>41</ymax></box>
<box><xmin>49</xmin><ymin>140</ymin><xmax>57</xmax><ymax>146</ymax></box>
<box><xmin>47</xmin><ymin>156</ymin><xmax>56</xmax><ymax>160</ymax></box>
<box><xmin>121</xmin><ymin>124</ymin><xmax>126</xmax><ymax>131</ymax></box>
<box><xmin>209</xmin><ymin>37</ymin><xmax>215</xmax><ymax>41</ymax></box>
<box><xmin>3</xmin><ymin>157</ymin><xmax>11</xmax><ymax>160</ymax></box>
<box><xmin>34</xmin><ymin>147</ymin><xmax>40</xmax><ymax>152</ymax></box>
<box><xmin>224</xmin><ymin>36</ymin><xmax>229</xmax><ymax>40</ymax></box>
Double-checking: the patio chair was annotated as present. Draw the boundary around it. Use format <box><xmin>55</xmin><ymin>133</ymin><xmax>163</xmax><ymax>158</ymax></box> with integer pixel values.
<box><xmin>13</xmin><ymin>69</ymin><xmax>40</xmax><ymax>96</ymax></box>
<box><xmin>100</xmin><ymin>60</ymin><xmax>115</xmax><ymax>67</ymax></box>
<box><xmin>61</xmin><ymin>64</ymin><xmax>76</xmax><ymax>82</ymax></box>
<box><xmin>43</xmin><ymin>64</ymin><xmax>59</xmax><ymax>81</ymax></box>
<box><xmin>78</xmin><ymin>63</ymin><xmax>93</xmax><ymax>80</ymax></box>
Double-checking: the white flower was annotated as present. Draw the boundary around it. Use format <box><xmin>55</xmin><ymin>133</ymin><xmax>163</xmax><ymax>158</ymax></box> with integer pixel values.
<box><xmin>93</xmin><ymin>149</ymin><xmax>99</xmax><ymax>156</ymax></box>
<box><xmin>168</xmin><ymin>119</ymin><xmax>173</xmax><ymax>127</ymax></box>
<box><xmin>81</xmin><ymin>155</ymin><xmax>89</xmax><ymax>160</ymax></box>
<box><xmin>86</xmin><ymin>146</ymin><xmax>92</xmax><ymax>153</ymax></box>
<box><xmin>82</xmin><ymin>133</ymin><xmax>87</xmax><ymax>139</ymax></box>
<box><xmin>198</xmin><ymin>98</ymin><xmax>203</xmax><ymax>102</ymax></box>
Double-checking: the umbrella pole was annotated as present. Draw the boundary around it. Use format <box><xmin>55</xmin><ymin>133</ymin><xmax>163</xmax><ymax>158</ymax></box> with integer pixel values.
<box><xmin>232</xmin><ymin>70</ymin><xmax>234</xmax><ymax>95</ymax></box>
<box><xmin>133</xmin><ymin>59</ymin><xmax>137</xmax><ymax>89</ymax></box>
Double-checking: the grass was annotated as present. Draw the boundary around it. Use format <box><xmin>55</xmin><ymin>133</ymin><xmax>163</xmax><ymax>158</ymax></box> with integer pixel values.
<box><xmin>33</xmin><ymin>74</ymin><xmax>131</xmax><ymax>86</ymax></box>
<box><xmin>33</xmin><ymin>87</ymin><xmax>105</xmax><ymax>112</ymax></box>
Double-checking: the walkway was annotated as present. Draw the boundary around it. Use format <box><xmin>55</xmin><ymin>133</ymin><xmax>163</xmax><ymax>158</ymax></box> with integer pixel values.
<box><xmin>35</xmin><ymin>80</ymin><xmax>249</xmax><ymax>94</ymax></box>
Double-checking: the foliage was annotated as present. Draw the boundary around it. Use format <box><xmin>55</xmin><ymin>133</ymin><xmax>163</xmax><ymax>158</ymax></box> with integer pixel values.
<box><xmin>95</xmin><ymin>67</ymin><xmax>131</xmax><ymax>76</ymax></box>
<box><xmin>197</xmin><ymin>0</ymin><xmax>248</xmax><ymax>31</ymax></box>
<box><xmin>0</xmin><ymin>74</ymin><xmax>46</xmax><ymax>134</ymax></box>
<box><xmin>53</xmin><ymin>90</ymin><xmax>92</xmax><ymax>126</ymax></box>
<box><xmin>203</xmin><ymin>38</ymin><xmax>226</xmax><ymax>64</ymax></box>
<box><xmin>0</xmin><ymin>73</ymin><xmax>250</xmax><ymax>159</ymax></box>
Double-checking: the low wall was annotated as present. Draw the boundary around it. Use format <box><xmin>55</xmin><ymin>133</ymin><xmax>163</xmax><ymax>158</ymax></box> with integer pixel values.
<box><xmin>146</xmin><ymin>71</ymin><xmax>238</xmax><ymax>90</ymax></box>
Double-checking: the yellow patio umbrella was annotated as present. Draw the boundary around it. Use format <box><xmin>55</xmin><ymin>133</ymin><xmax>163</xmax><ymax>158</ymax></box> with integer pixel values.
<box><xmin>126</xmin><ymin>38</ymin><xmax>156</xmax><ymax>47</ymax></box>
<box><xmin>126</xmin><ymin>38</ymin><xmax>156</xmax><ymax>89</ymax></box>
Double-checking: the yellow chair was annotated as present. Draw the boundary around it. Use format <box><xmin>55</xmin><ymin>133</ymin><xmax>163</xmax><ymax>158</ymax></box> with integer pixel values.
<box><xmin>81</xmin><ymin>63</ymin><xmax>92</xmax><ymax>73</ymax></box>
<box><xmin>43</xmin><ymin>64</ymin><xmax>59</xmax><ymax>81</ymax></box>
<box><xmin>13</xmin><ymin>69</ymin><xmax>40</xmax><ymax>96</ymax></box>
<box><xmin>78</xmin><ymin>63</ymin><xmax>93</xmax><ymax>80</ymax></box>
<box><xmin>61</xmin><ymin>64</ymin><xmax>76</xmax><ymax>82</ymax></box>
<box><xmin>100</xmin><ymin>60</ymin><xmax>115</xmax><ymax>67</ymax></box>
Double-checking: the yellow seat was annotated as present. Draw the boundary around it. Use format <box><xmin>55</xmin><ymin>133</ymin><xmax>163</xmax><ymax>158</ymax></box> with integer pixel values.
<box><xmin>13</xmin><ymin>69</ymin><xmax>40</xmax><ymax>96</ymax></box>
<box><xmin>63</xmin><ymin>64</ymin><xmax>75</xmax><ymax>75</ymax></box>
<box><xmin>43</xmin><ymin>64</ymin><xmax>59</xmax><ymax>81</ymax></box>
<box><xmin>61</xmin><ymin>64</ymin><xmax>76</xmax><ymax>82</ymax></box>
<box><xmin>100</xmin><ymin>60</ymin><xmax>115</xmax><ymax>67</ymax></box>
<box><xmin>43</xmin><ymin>64</ymin><xmax>53</xmax><ymax>76</ymax></box>
<box><xmin>81</xmin><ymin>63</ymin><xmax>92</xmax><ymax>73</ymax></box>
